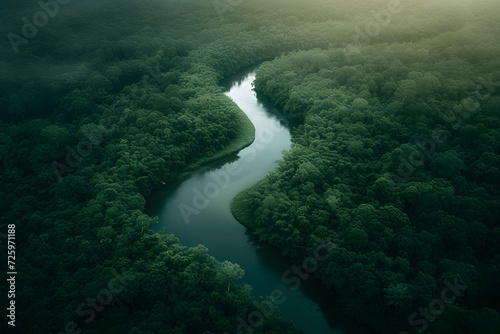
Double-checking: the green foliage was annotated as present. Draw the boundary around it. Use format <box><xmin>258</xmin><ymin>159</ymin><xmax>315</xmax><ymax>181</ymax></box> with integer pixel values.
<box><xmin>231</xmin><ymin>0</ymin><xmax>500</xmax><ymax>331</ymax></box>
<box><xmin>2</xmin><ymin>0</ymin><xmax>499</xmax><ymax>333</ymax></box>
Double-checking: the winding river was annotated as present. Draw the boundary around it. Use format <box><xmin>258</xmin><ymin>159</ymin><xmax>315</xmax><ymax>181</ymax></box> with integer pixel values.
<box><xmin>146</xmin><ymin>67</ymin><xmax>377</xmax><ymax>334</ymax></box>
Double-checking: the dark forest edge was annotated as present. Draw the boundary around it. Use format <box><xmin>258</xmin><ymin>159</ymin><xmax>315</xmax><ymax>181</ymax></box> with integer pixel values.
<box><xmin>1</xmin><ymin>0</ymin><xmax>499</xmax><ymax>333</ymax></box>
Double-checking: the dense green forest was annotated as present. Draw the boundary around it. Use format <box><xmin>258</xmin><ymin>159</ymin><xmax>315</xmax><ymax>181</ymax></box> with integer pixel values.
<box><xmin>1</xmin><ymin>0</ymin><xmax>499</xmax><ymax>333</ymax></box>
<box><xmin>233</xmin><ymin>1</ymin><xmax>500</xmax><ymax>333</ymax></box>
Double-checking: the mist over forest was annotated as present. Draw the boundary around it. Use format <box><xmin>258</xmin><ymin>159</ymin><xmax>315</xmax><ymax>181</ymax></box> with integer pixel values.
<box><xmin>1</xmin><ymin>0</ymin><xmax>499</xmax><ymax>333</ymax></box>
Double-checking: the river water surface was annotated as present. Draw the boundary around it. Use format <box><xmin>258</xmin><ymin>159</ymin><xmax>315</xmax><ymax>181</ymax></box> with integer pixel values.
<box><xmin>146</xmin><ymin>67</ymin><xmax>377</xmax><ymax>334</ymax></box>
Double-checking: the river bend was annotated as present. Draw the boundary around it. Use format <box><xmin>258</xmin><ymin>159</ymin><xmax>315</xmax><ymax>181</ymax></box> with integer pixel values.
<box><xmin>146</xmin><ymin>67</ymin><xmax>376</xmax><ymax>334</ymax></box>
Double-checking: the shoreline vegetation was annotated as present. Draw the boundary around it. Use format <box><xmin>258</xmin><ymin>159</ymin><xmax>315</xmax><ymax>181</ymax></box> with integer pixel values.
<box><xmin>231</xmin><ymin>14</ymin><xmax>500</xmax><ymax>332</ymax></box>
<box><xmin>183</xmin><ymin>99</ymin><xmax>255</xmax><ymax>173</ymax></box>
<box><xmin>231</xmin><ymin>178</ymin><xmax>264</xmax><ymax>231</ymax></box>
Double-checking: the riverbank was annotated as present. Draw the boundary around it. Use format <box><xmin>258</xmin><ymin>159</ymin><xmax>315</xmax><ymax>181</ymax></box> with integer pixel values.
<box><xmin>230</xmin><ymin>178</ymin><xmax>263</xmax><ymax>230</ymax></box>
<box><xmin>184</xmin><ymin>99</ymin><xmax>255</xmax><ymax>172</ymax></box>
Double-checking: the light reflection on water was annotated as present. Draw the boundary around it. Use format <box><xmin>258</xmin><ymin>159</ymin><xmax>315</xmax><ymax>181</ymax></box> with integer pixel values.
<box><xmin>146</xmin><ymin>68</ymin><xmax>377</xmax><ymax>334</ymax></box>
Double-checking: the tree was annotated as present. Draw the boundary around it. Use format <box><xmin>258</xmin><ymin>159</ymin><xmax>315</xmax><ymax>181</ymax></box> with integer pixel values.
<box><xmin>343</xmin><ymin>227</ymin><xmax>369</xmax><ymax>251</ymax></box>
<box><xmin>429</xmin><ymin>150</ymin><xmax>465</xmax><ymax>179</ymax></box>
<box><xmin>216</xmin><ymin>261</ymin><xmax>245</xmax><ymax>293</ymax></box>
<box><xmin>384</xmin><ymin>283</ymin><xmax>412</xmax><ymax>318</ymax></box>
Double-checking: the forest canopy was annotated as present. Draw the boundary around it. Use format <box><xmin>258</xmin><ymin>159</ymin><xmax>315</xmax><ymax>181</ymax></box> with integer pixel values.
<box><xmin>1</xmin><ymin>0</ymin><xmax>499</xmax><ymax>333</ymax></box>
<box><xmin>233</xmin><ymin>1</ymin><xmax>500</xmax><ymax>332</ymax></box>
